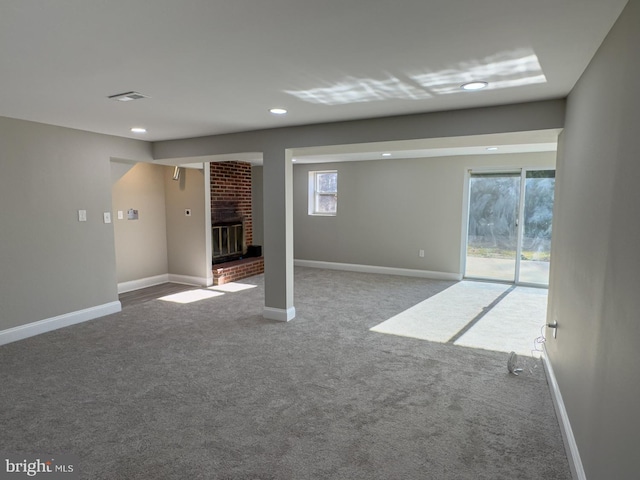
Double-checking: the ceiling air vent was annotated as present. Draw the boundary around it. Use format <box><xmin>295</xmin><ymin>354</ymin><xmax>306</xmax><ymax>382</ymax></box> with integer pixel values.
<box><xmin>108</xmin><ymin>91</ymin><xmax>149</xmax><ymax>102</ymax></box>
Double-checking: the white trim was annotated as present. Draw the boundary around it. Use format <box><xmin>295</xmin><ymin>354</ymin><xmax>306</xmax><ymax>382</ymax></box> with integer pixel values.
<box><xmin>294</xmin><ymin>259</ymin><xmax>462</xmax><ymax>281</ymax></box>
<box><xmin>167</xmin><ymin>274</ymin><xmax>207</xmax><ymax>287</ymax></box>
<box><xmin>118</xmin><ymin>273</ymin><xmax>211</xmax><ymax>293</ymax></box>
<box><xmin>0</xmin><ymin>302</ymin><xmax>121</xmax><ymax>346</ymax></box>
<box><xmin>117</xmin><ymin>274</ymin><xmax>170</xmax><ymax>294</ymax></box>
<box><xmin>461</xmin><ymin>169</ymin><xmax>472</xmax><ymax>277</ymax></box>
<box><xmin>263</xmin><ymin>306</ymin><xmax>296</xmax><ymax>322</ymax></box>
<box><xmin>204</xmin><ymin>162</ymin><xmax>213</xmax><ymax>288</ymax></box>
<box><xmin>308</xmin><ymin>170</ymin><xmax>337</xmax><ymax>216</ymax></box>
<box><xmin>542</xmin><ymin>345</ymin><xmax>586</xmax><ymax>480</ymax></box>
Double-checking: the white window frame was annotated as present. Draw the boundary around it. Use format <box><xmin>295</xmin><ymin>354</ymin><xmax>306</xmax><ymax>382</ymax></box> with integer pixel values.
<box><xmin>308</xmin><ymin>170</ymin><xmax>337</xmax><ymax>216</ymax></box>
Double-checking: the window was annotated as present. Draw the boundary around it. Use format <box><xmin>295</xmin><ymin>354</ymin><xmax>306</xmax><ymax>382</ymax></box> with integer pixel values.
<box><xmin>308</xmin><ymin>170</ymin><xmax>337</xmax><ymax>215</ymax></box>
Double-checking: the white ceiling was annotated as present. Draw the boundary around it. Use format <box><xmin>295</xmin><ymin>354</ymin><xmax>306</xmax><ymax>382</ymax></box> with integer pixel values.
<box><xmin>0</xmin><ymin>0</ymin><xmax>628</xmax><ymax>145</ymax></box>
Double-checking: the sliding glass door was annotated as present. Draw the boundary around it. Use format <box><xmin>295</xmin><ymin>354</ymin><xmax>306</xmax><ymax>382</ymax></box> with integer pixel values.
<box><xmin>465</xmin><ymin>169</ymin><xmax>555</xmax><ymax>286</ymax></box>
<box><xmin>519</xmin><ymin>170</ymin><xmax>555</xmax><ymax>284</ymax></box>
<box><xmin>466</xmin><ymin>172</ymin><xmax>521</xmax><ymax>282</ymax></box>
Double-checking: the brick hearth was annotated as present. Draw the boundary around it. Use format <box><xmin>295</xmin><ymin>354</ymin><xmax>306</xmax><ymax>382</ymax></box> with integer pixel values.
<box><xmin>213</xmin><ymin>257</ymin><xmax>264</xmax><ymax>285</ymax></box>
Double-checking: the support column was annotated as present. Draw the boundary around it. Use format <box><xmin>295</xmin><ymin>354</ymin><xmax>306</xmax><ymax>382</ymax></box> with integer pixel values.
<box><xmin>261</xmin><ymin>147</ymin><xmax>295</xmax><ymax>321</ymax></box>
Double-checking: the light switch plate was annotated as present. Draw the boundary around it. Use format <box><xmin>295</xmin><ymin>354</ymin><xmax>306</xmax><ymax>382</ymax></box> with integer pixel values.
<box><xmin>78</xmin><ymin>210</ymin><xmax>87</xmax><ymax>222</ymax></box>
<box><xmin>103</xmin><ymin>212</ymin><xmax>112</xmax><ymax>224</ymax></box>
<box><xmin>117</xmin><ymin>210</ymin><xmax>124</xmax><ymax>220</ymax></box>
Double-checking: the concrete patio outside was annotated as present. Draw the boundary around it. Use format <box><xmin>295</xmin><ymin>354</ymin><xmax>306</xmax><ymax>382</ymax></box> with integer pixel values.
<box><xmin>465</xmin><ymin>256</ymin><xmax>550</xmax><ymax>285</ymax></box>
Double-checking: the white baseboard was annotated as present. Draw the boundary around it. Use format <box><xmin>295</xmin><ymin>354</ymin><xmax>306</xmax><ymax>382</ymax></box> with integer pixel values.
<box><xmin>263</xmin><ymin>306</ymin><xmax>296</xmax><ymax>322</ymax></box>
<box><xmin>0</xmin><ymin>301</ymin><xmax>122</xmax><ymax>346</ymax></box>
<box><xmin>294</xmin><ymin>259</ymin><xmax>462</xmax><ymax>281</ymax></box>
<box><xmin>118</xmin><ymin>273</ymin><xmax>210</xmax><ymax>293</ymax></box>
<box><xmin>542</xmin><ymin>345</ymin><xmax>586</xmax><ymax>480</ymax></box>
<box><xmin>168</xmin><ymin>274</ymin><xmax>208</xmax><ymax>287</ymax></box>
<box><xmin>118</xmin><ymin>274</ymin><xmax>170</xmax><ymax>294</ymax></box>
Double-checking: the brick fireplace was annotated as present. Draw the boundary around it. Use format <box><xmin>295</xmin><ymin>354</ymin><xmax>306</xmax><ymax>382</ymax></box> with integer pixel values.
<box><xmin>210</xmin><ymin>161</ymin><xmax>263</xmax><ymax>284</ymax></box>
<box><xmin>211</xmin><ymin>202</ymin><xmax>244</xmax><ymax>262</ymax></box>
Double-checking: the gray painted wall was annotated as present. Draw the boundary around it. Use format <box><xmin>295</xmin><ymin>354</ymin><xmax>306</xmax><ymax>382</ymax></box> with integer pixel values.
<box><xmin>153</xmin><ymin>100</ymin><xmax>565</xmax><ymax>160</ymax></box>
<box><xmin>154</xmin><ymin>100</ymin><xmax>565</xmax><ymax>315</ymax></box>
<box><xmin>546</xmin><ymin>1</ymin><xmax>640</xmax><ymax>478</ymax></box>
<box><xmin>164</xmin><ymin>166</ymin><xmax>210</xmax><ymax>283</ymax></box>
<box><xmin>0</xmin><ymin>4</ymin><xmax>635</xmax><ymax>471</ymax></box>
<box><xmin>294</xmin><ymin>153</ymin><xmax>555</xmax><ymax>274</ymax></box>
<box><xmin>112</xmin><ymin>162</ymin><xmax>169</xmax><ymax>284</ymax></box>
<box><xmin>110</xmin><ymin>160</ymin><xmax>136</xmax><ymax>185</ymax></box>
<box><xmin>0</xmin><ymin>116</ymin><xmax>152</xmax><ymax>330</ymax></box>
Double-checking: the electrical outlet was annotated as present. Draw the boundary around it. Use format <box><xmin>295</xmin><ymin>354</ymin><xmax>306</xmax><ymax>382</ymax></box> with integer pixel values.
<box><xmin>78</xmin><ymin>210</ymin><xmax>87</xmax><ymax>222</ymax></box>
<box><xmin>419</xmin><ymin>249</ymin><xmax>425</xmax><ymax>257</ymax></box>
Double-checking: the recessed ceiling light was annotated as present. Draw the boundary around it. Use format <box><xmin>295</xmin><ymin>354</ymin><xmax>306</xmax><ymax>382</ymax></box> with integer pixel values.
<box><xmin>461</xmin><ymin>81</ymin><xmax>489</xmax><ymax>91</ymax></box>
<box><xmin>109</xmin><ymin>91</ymin><xmax>149</xmax><ymax>102</ymax></box>
<box><xmin>382</xmin><ymin>153</ymin><xmax>392</xmax><ymax>157</ymax></box>
<box><xmin>486</xmin><ymin>147</ymin><xmax>499</xmax><ymax>151</ymax></box>
<box><xmin>131</xmin><ymin>127</ymin><xmax>147</xmax><ymax>133</ymax></box>
<box><xmin>269</xmin><ymin>108</ymin><xmax>287</xmax><ymax>115</ymax></box>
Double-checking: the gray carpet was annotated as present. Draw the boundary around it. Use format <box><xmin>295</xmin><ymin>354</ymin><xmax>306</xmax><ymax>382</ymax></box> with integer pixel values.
<box><xmin>0</xmin><ymin>268</ymin><xmax>571</xmax><ymax>479</ymax></box>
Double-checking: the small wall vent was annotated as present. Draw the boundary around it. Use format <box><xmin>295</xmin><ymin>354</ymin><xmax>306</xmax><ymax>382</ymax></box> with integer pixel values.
<box><xmin>108</xmin><ymin>91</ymin><xmax>149</xmax><ymax>102</ymax></box>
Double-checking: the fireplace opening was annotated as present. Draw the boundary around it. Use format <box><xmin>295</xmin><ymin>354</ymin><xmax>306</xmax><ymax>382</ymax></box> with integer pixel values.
<box><xmin>212</xmin><ymin>222</ymin><xmax>243</xmax><ymax>264</ymax></box>
<box><xmin>212</xmin><ymin>198</ymin><xmax>250</xmax><ymax>264</ymax></box>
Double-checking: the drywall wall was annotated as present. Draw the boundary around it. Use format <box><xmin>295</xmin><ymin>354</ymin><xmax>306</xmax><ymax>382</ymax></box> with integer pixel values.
<box><xmin>153</xmin><ymin>100</ymin><xmax>565</xmax><ymax>160</ymax></box>
<box><xmin>546</xmin><ymin>0</ymin><xmax>640</xmax><ymax>478</ymax></box>
<box><xmin>154</xmin><ymin>101</ymin><xmax>565</xmax><ymax>317</ymax></box>
<box><xmin>164</xmin><ymin>166</ymin><xmax>210</xmax><ymax>284</ymax></box>
<box><xmin>110</xmin><ymin>160</ymin><xmax>136</xmax><ymax>185</ymax></box>
<box><xmin>112</xmin><ymin>162</ymin><xmax>168</xmax><ymax>285</ymax></box>
<box><xmin>0</xmin><ymin>116</ymin><xmax>152</xmax><ymax>331</ymax></box>
<box><xmin>293</xmin><ymin>152</ymin><xmax>555</xmax><ymax>274</ymax></box>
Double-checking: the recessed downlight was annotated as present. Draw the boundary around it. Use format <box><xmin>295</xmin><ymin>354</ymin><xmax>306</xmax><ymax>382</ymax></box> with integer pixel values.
<box><xmin>109</xmin><ymin>91</ymin><xmax>149</xmax><ymax>102</ymax></box>
<box><xmin>269</xmin><ymin>108</ymin><xmax>287</xmax><ymax>115</ymax></box>
<box><xmin>131</xmin><ymin>127</ymin><xmax>147</xmax><ymax>133</ymax></box>
<box><xmin>461</xmin><ymin>81</ymin><xmax>489</xmax><ymax>91</ymax></box>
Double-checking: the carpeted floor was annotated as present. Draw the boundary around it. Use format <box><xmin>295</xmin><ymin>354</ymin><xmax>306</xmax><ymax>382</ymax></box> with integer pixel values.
<box><xmin>370</xmin><ymin>281</ymin><xmax>511</xmax><ymax>343</ymax></box>
<box><xmin>370</xmin><ymin>281</ymin><xmax>548</xmax><ymax>356</ymax></box>
<box><xmin>0</xmin><ymin>268</ymin><xmax>571</xmax><ymax>479</ymax></box>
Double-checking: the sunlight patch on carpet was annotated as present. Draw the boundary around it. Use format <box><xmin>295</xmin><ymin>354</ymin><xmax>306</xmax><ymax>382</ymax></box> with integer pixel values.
<box><xmin>370</xmin><ymin>281</ymin><xmax>509</xmax><ymax>343</ymax></box>
<box><xmin>208</xmin><ymin>282</ymin><xmax>257</xmax><ymax>293</ymax></box>
<box><xmin>454</xmin><ymin>286</ymin><xmax>547</xmax><ymax>356</ymax></box>
<box><xmin>159</xmin><ymin>289</ymin><xmax>225</xmax><ymax>304</ymax></box>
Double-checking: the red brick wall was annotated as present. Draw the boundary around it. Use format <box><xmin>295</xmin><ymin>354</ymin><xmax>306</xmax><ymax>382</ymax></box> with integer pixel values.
<box><xmin>210</xmin><ymin>161</ymin><xmax>253</xmax><ymax>247</ymax></box>
<box><xmin>213</xmin><ymin>257</ymin><xmax>264</xmax><ymax>285</ymax></box>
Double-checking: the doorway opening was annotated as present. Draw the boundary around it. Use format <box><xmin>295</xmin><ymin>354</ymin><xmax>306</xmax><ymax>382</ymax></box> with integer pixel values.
<box><xmin>464</xmin><ymin>169</ymin><xmax>555</xmax><ymax>287</ymax></box>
